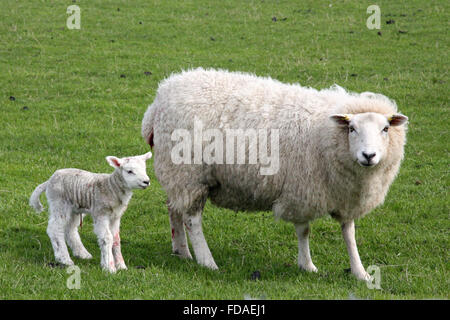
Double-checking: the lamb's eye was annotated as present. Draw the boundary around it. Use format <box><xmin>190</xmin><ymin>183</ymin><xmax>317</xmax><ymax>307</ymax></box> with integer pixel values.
<box><xmin>383</xmin><ymin>126</ymin><xmax>389</xmax><ymax>133</ymax></box>
<box><xmin>127</xmin><ymin>170</ymin><xmax>134</xmax><ymax>175</ymax></box>
<box><xmin>349</xmin><ymin>126</ymin><xmax>355</xmax><ymax>133</ymax></box>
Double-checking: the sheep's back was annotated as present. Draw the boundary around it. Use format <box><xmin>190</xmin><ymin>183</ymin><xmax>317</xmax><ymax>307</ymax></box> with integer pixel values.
<box><xmin>47</xmin><ymin>169</ymin><xmax>103</xmax><ymax>210</ymax></box>
<box><xmin>151</xmin><ymin>69</ymin><xmax>330</xmax><ymax>212</ymax></box>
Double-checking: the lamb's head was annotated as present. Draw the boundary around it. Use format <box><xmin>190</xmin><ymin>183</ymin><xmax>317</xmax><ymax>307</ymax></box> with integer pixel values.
<box><xmin>330</xmin><ymin>113</ymin><xmax>408</xmax><ymax>167</ymax></box>
<box><xmin>106</xmin><ymin>152</ymin><xmax>152</xmax><ymax>189</ymax></box>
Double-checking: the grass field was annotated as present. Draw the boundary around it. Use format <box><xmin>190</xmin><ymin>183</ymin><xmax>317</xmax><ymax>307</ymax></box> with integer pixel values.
<box><xmin>0</xmin><ymin>0</ymin><xmax>448</xmax><ymax>299</ymax></box>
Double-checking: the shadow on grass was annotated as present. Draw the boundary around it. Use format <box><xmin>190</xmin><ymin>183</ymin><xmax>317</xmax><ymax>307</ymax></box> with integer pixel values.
<box><xmin>2</xmin><ymin>225</ymin><xmax>351</xmax><ymax>286</ymax></box>
<box><xmin>126</xmin><ymin>232</ymin><xmax>345</xmax><ymax>284</ymax></box>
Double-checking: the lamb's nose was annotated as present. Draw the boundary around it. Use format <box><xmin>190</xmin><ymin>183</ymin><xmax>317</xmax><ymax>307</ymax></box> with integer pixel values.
<box><xmin>362</xmin><ymin>152</ymin><xmax>376</xmax><ymax>161</ymax></box>
<box><xmin>143</xmin><ymin>180</ymin><xmax>150</xmax><ymax>185</ymax></box>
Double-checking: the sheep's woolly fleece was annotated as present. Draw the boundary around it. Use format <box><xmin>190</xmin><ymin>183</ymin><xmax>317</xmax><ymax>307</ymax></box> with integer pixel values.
<box><xmin>142</xmin><ymin>68</ymin><xmax>407</xmax><ymax>223</ymax></box>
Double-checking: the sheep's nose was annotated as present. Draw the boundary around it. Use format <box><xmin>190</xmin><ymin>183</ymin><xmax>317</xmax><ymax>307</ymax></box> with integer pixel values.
<box><xmin>143</xmin><ymin>180</ymin><xmax>150</xmax><ymax>185</ymax></box>
<box><xmin>362</xmin><ymin>152</ymin><xmax>376</xmax><ymax>161</ymax></box>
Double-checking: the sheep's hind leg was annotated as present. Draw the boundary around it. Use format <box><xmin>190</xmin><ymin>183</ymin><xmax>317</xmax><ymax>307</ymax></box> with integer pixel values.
<box><xmin>341</xmin><ymin>220</ymin><xmax>371</xmax><ymax>281</ymax></box>
<box><xmin>294</xmin><ymin>222</ymin><xmax>318</xmax><ymax>272</ymax></box>
<box><xmin>47</xmin><ymin>202</ymin><xmax>74</xmax><ymax>266</ymax></box>
<box><xmin>182</xmin><ymin>189</ymin><xmax>217</xmax><ymax>270</ymax></box>
<box><xmin>168</xmin><ymin>203</ymin><xmax>192</xmax><ymax>259</ymax></box>
<box><xmin>65</xmin><ymin>213</ymin><xmax>92</xmax><ymax>259</ymax></box>
<box><xmin>184</xmin><ymin>212</ymin><xmax>218</xmax><ymax>270</ymax></box>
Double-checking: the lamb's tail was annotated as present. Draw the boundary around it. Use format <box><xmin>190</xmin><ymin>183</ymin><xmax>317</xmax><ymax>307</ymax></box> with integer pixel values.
<box><xmin>141</xmin><ymin>102</ymin><xmax>158</xmax><ymax>149</ymax></box>
<box><xmin>29</xmin><ymin>181</ymin><xmax>49</xmax><ymax>213</ymax></box>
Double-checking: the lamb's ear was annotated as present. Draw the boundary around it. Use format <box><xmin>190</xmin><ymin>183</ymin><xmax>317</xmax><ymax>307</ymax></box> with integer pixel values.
<box><xmin>330</xmin><ymin>114</ymin><xmax>352</xmax><ymax>126</ymax></box>
<box><xmin>388</xmin><ymin>114</ymin><xmax>408</xmax><ymax>126</ymax></box>
<box><xmin>141</xmin><ymin>151</ymin><xmax>152</xmax><ymax>161</ymax></box>
<box><xmin>106</xmin><ymin>156</ymin><xmax>122</xmax><ymax>168</ymax></box>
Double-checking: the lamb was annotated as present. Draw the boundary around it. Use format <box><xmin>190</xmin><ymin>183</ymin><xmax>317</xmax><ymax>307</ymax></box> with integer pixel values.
<box><xmin>141</xmin><ymin>68</ymin><xmax>408</xmax><ymax>280</ymax></box>
<box><xmin>29</xmin><ymin>152</ymin><xmax>152</xmax><ymax>273</ymax></box>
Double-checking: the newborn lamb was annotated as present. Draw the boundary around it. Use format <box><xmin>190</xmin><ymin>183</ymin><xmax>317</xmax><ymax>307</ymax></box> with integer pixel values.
<box><xmin>29</xmin><ymin>152</ymin><xmax>152</xmax><ymax>273</ymax></box>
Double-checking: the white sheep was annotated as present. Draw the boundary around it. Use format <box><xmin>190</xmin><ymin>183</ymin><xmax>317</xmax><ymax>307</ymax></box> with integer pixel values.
<box><xmin>141</xmin><ymin>68</ymin><xmax>408</xmax><ymax>280</ymax></box>
<box><xmin>29</xmin><ymin>152</ymin><xmax>152</xmax><ymax>273</ymax></box>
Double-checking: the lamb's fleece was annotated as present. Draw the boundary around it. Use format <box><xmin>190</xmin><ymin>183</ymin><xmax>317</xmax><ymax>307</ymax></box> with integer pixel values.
<box><xmin>142</xmin><ymin>68</ymin><xmax>407</xmax><ymax>223</ymax></box>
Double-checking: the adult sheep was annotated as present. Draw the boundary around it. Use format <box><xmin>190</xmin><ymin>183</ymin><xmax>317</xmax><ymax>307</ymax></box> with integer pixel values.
<box><xmin>142</xmin><ymin>68</ymin><xmax>408</xmax><ymax>280</ymax></box>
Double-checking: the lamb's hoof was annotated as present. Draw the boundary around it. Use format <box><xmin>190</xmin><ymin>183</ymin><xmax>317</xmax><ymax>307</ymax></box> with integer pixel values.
<box><xmin>75</xmin><ymin>251</ymin><xmax>92</xmax><ymax>260</ymax></box>
<box><xmin>299</xmin><ymin>263</ymin><xmax>318</xmax><ymax>273</ymax></box>
<box><xmin>103</xmin><ymin>267</ymin><xmax>117</xmax><ymax>274</ymax></box>
<box><xmin>102</xmin><ymin>262</ymin><xmax>117</xmax><ymax>274</ymax></box>
<box><xmin>354</xmin><ymin>271</ymin><xmax>372</xmax><ymax>282</ymax></box>
<box><xmin>56</xmin><ymin>258</ymin><xmax>74</xmax><ymax>267</ymax></box>
<box><xmin>115</xmin><ymin>263</ymin><xmax>128</xmax><ymax>271</ymax></box>
<box><xmin>47</xmin><ymin>262</ymin><xmax>66</xmax><ymax>269</ymax></box>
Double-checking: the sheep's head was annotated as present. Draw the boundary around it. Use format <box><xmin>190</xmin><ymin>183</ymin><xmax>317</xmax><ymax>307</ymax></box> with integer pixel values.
<box><xmin>330</xmin><ymin>113</ymin><xmax>408</xmax><ymax>167</ymax></box>
<box><xmin>106</xmin><ymin>152</ymin><xmax>152</xmax><ymax>189</ymax></box>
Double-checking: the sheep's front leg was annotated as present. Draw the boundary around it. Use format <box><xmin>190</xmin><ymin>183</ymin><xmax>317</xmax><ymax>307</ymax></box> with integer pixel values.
<box><xmin>341</xmin><ymin>220</ymin><xmax>371</xmax><ymax>281</ymax></box>
<box><xmin>294</xmin><ymin>222</ymin><xmax>318</xmax><ymax>272</ymax></box>
<box><xmin>110</xmin><ymin>218</ymin><xmax>127</xmax><ymax>270</ymax></box>
<box><xmin>93</xmin><ymin>216</ymin><xmax>116</xmax><ymax>273</ymax></box>
<box><xmin>184</xmin><ymin>213</ymin><xmax>218</xmax><ymax>270</ymax></box>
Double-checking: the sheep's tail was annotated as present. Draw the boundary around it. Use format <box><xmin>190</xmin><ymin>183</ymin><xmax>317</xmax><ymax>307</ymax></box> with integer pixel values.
<box><xmin>141</xmin><ymin>102</ymin><xmax>157</xmax><ymax>149</ymax></box>
<box><xmin>29</xmin><ymin>181</ymin><xmax>49</xmax><ymax>213</ymax></box>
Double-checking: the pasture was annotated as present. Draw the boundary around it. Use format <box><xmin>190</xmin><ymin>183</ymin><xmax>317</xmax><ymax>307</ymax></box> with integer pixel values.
<box><xmin>0</xmin><ymin>0</ymin><xmax>448</xmax><ymax>299</ymax></box>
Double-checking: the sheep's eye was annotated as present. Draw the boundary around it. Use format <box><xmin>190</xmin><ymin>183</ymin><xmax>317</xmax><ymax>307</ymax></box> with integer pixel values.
<box><xmin>383</xmin><ymin>126</ymin><xmax>389</xmax><ymax>133</ymax></box>
<box><xmin>349</xmin><ymin>126</ymin><xmax>355</xmax><ymax>133</ymax></box>
<box><xmin>127</xmin><ymin>170</ymin><xmax>134</xmax><ymax>175</ymax></box>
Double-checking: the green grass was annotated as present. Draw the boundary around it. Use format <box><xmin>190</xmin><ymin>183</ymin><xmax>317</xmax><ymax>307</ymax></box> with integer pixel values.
<box><xmin>0</xmin><ymin>0</ymin><xmax>448</xmax><ymax>299</ymax></box>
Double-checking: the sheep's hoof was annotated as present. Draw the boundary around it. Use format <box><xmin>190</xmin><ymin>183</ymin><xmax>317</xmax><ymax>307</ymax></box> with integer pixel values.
<box><xmin>299</xmin><ymin>263</ymin><xmax>318</xmax><ymax>273</ymax></box>
<box><xmin>172</xmin><ymin>249</ymin><xmax>193</xmax><ymax>260</ymax></box>
<box><xmin>207</xmin><ymin>264</ymin><xmax>219</xmax><ymax>270</ymax></box>
<box><xmin>200</xmin><ymin>260</ymin><xmax>219</xmax><ymax>270</ymax></box>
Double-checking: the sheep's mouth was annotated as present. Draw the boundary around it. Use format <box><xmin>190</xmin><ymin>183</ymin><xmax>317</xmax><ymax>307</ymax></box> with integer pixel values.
<box><xmin>358</xmin><ymin>161</ymin><xmax>376</xmax><ymax>167</ymax></box>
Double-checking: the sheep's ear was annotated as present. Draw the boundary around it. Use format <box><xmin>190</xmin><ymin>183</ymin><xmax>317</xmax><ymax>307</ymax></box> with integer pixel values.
<box><xmin>388</xmin><ymin>114</ymin><xmax>408</xmax><ymax>126</ymax></box>
<box><xmin>330</xmin><ymin>114</ymin><xmax>352</xmax><ymax>126</ymax></box>
<box><xmin>141</xmin><ymin>151</ymin><xmax>152</xmax><ymax>161</ymax></box>
<box><xmin>106</xmin><ymin>156</ymin><xmax>122</xmax><ymax>168</ymax></box>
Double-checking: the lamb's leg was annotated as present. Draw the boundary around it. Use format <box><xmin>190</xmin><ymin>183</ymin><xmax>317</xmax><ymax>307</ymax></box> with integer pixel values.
<box><xmin>294</xmin><ymin>222</ymin><xmax>318</xmax><ymax>272</ymax></box>
<box><xmin>47</xmin><ymin>203</ymin><xmax>74</xmax><ymax>266</ymax></box>
<box><xmin>93</xmin><ymin>216</ymin><xmax>115</xmax><ymax>273</ymax></box>
<box><xmin>341</xmin><ymin>220</ymin><xmax>370</xmax><ymax>281</ymax></box>
<box><xmin>110</xmin><ymin>218</ymin><xmax>127</xmax><ymax>270</ymax></box>
<box><xmin>169</xmin><ymin>205</ymin><xmax>192</xmax><ymax>259</ymax></box>
<box><xmin>184</xmin><ymin>212</ymin><xmax>218</xmax><ymax>270</ymax></box>
<box><xmin>65</xmin><ymin>213</ymin><xmax>92</xmax><ymax>259</ymax></box>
